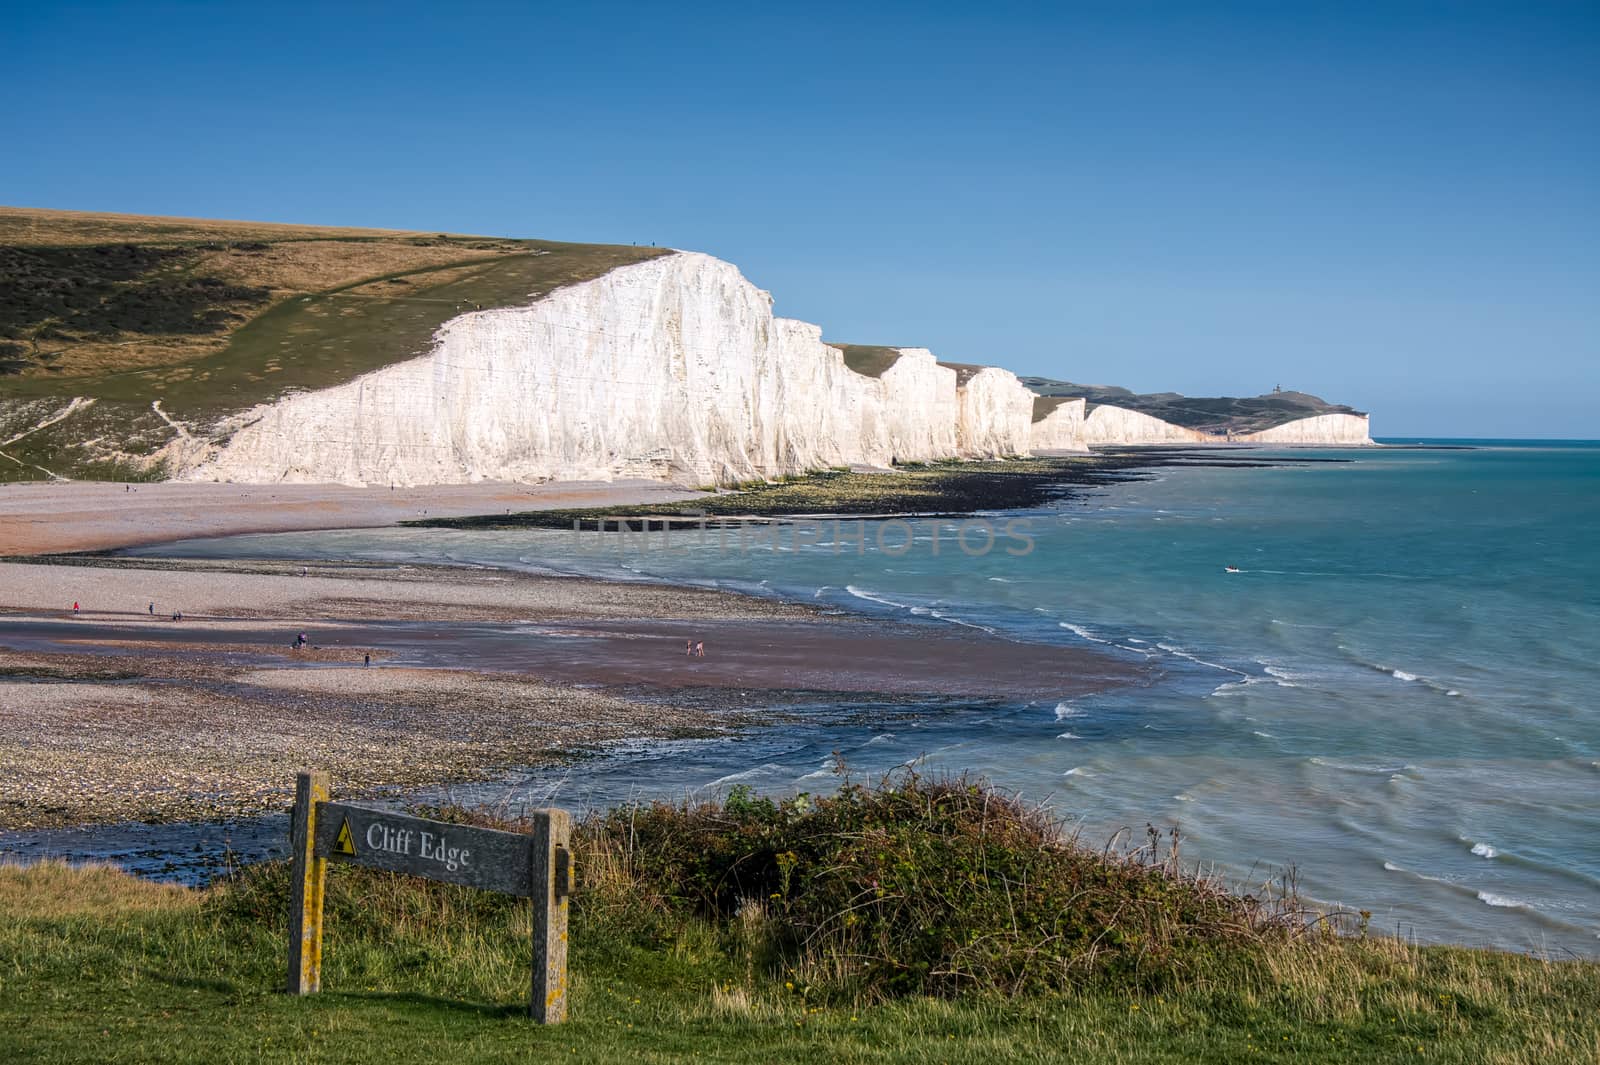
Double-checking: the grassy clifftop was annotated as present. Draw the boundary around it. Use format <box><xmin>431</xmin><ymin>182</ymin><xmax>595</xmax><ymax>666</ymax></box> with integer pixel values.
<box><xmin>2</xmin><ymin>776</ymin><xmax>1594</xmax><ymax>1063</ymax></box>
<box><xmin>0</xmin><ymin>208</ymin><xmax>665</xmax><ymax>481</ymax></box>
<box><xmin>831</xmin><ymin>343</ymin><xmax>905</xmax><ymax>379</ymax></box>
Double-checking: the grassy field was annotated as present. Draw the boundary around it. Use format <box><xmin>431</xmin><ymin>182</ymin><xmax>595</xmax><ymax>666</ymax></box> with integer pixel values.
<box><xmin>0</xmin><ymin>208</ymin><xmax>666</xmax><ymax>481</ymax></box>
<box><xmin>3</xmin><ymin>781</ymin><xmax>1595</xmax><ymax>1064</ymax></box>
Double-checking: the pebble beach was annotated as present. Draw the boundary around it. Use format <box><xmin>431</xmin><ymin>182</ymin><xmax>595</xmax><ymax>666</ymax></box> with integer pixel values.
<box><xmin>0</xmin><ymin>482</ymin><xmax>803</xmax><ymax>831</ymax></box>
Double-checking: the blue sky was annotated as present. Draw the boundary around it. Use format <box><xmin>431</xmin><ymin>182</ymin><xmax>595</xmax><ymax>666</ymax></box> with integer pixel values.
<box><xmin>6</xmin><ymin>2</ymin><xmax>1596</xmax><ymax>436</ymax></box>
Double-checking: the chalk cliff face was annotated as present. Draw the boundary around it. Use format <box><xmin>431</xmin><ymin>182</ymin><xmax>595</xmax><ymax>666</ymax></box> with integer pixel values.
<box><xmin>873</xmin><ymin>349</ymin><xmax>961</xmax><ymax>463</ymax></box>
<box><xmin>1029</xmin><ymin>398</ymin><xmax>1088</xmax><ymax>453</ymax></box>
<box><xmin>173</xmin><ymin>251</ymin><xmax>1372</xmax><ymax>487</ymax></box>
<box><xmin>1081</xmin><ymin>405</ymin><xmax>1216</xmax><ymax>446</ymax></box>
<box><xmin>180</xmin><ymin>254</ymin><xmax>1019</xmax><ymax>486</ymax></box>
<box><xmin>1076</xmin><ymin>406</ymin><xmax>1374</xmax><ymax>447</ymax></box>
<box><xmin>954</xmin><ymin>367</ymin><xmax>1035</xmax><ymax>458</ymax></box>
<box><xmin>1235</xmin><ymin>413</ymin><xmax>1373</xmax><ymax>445</ymax></box>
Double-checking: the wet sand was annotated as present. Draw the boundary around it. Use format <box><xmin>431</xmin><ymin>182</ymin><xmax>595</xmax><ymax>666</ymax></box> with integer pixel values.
<box><xmin>0</xmin><ymin>556</ymin><xmax>817</xmax><ymax>622</ymax></box>
<box><xmin>5</xmin><ymin>613</ymin><xmax>1141</xmax><ymax>700</ymax></box>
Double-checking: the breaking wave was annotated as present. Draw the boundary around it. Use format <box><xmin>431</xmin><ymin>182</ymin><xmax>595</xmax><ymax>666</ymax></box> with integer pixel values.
<box><xmin>1477</xmin><ymin>892</ymin><xmax>1529</xmax><ymax>910</ymax></box>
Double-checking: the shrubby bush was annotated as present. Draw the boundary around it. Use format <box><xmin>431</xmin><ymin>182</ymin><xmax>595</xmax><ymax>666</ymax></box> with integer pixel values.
<box><xmin>213</xmin><ymin>774</ymin><xmax>1303</xmax><ymax>1002</ymax></box>
<box><xmin>579</xmin><ymin>774</ymin><xmax>1293</xmax><ymax>999</ymax></box>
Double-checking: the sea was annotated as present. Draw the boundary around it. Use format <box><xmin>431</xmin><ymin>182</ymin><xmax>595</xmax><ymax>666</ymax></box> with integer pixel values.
<box><xmin>43</xmin><ymin>441</ymin><xmax>1600</xmax><ymax>955</ymax></box>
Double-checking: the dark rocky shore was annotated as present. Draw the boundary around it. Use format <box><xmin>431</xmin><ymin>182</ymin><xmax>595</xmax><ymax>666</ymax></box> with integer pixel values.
<box><xmin>414</xmin><ymin>448</ymin><xmax>1342</xmax><ymax>532</ymax></box>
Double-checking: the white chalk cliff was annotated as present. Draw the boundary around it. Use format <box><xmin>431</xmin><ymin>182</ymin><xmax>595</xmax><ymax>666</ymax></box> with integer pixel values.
<box><xmin>1029</xmin><ymin>398</ymin><xmax>1089</xmax><ymax>453</ymax></box>
<box><xmin>954</xmin><ymin>367</ymin><xmax>1035</xmax><ymax>458</ymax></box>
<box><xmin>1081</xmin><ymin>405</ymin><xmax>1216</xmax><ymax>446</ymax></box>
<box><xmin>1235</xmin><ymin>413</ymin><xmax>1373</xmax><ymax>445</ymax></box>
<box><xmin>1078</xmin><ymin>406</ymin><xmax>1373</xmax><ymax>447</ymax></box>
<box><xmin>175</xmin><ymin>251</ymin><xmax>1369</xmax><ymax>487</ymax></box>
<box><xmin>180</xmin><ymin>253</ymin><xmax>1037</xmax><ymax>487</ymax></box>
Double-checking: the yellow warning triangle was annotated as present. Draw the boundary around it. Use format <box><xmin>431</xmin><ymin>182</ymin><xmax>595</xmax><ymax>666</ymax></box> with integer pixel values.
<box><xmin>333</xmin><ymin>818</ymin><xmax>356</xmax><ymax>856</ymax></box>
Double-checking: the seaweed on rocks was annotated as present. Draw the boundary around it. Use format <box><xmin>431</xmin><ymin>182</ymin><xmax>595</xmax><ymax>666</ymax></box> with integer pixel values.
<box><xmin>414</xmin><ymin>451</ymin><xmax>1324</xmax><ymax>532</ymax></box>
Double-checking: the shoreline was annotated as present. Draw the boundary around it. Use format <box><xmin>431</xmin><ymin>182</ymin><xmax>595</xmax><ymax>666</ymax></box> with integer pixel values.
<box><xmin>0</xmin><ymin>553</ymin><xmax>1144</xmax><ymax>833</ymax></box>
<box><xmin>0</xmin><ymin>450</ymin><xmax>1296</xmax><ymax>840</ymax></box>
<box><xmin>0</xmin><ymin>451</ymin><xmax>1251</xmax><ymax>837</ymax></box>
<box><xmin>6</xmin><ymin>447</ymin><xmax>1592</xmax><ymax>961</ymax></box>
<box><xmin>0</xmin><ymin>449</ymin><xmax>1351</xmax><ymax>558</ymax></box>
<box><xmin>412</xmin><ymin>449</ymin><xmax>1336</xmax><ymax>532</ymax></box>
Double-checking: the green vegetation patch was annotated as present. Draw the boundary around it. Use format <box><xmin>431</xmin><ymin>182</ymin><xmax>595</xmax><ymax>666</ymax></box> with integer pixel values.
<box><xmin>1031</xmin><ymin>395</ymin><xmax>1076</xmax><ymax>423</ymax></box>
<box><xmin>833</xmin><ymin>343</ymin><xmax>904</xmax><ymax>379</ymax></box>
<box><xmin>2</xmin><ymin>777</ymin><xmax>1596</xmax><ymax>1064</ymax></box>
<box><xmin>578</xmin><ymin>777</ymin><xmax>1281</xmax><ymax>999</ymax></box>
<box><xmin>413</xmin><ymin>456</ymin><xmax>1158</xmax><ymax>531</ymax></box>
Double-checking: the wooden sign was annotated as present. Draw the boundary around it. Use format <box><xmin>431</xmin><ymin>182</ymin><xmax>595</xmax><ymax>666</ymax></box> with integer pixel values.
<box><xmin>286</xmin><ymin>771</ymin><xmax>572</xmax><ymax>1023</ymax></box>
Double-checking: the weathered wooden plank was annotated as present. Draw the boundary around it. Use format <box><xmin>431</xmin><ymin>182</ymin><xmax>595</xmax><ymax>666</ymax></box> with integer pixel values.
<box><xmin>286</xmin><ymin>779</ymin><xmax>573</xmax><ymax>1023</ymax></box>
<box><xmin>313</xmin><ymin>802</ymin><xmax>536</xmax><ymax>897</ymax></box>
<box><xmin>287</xmin><ymin>771</ymin><xmax>329</xmax><ymax>994</ymax></box>
<box><xmin>529</xmin><ymin>808</ymin><xmax>572</xmax><ymax>1024</ymax></box>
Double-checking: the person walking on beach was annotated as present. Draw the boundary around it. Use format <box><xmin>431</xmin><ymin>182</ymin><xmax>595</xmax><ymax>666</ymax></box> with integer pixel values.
<box><xmin>694</xmin><ymin>640</ymin><xmax>705</xmax><ymax>658</ymax></box>
<box><xmin>72</xmin><ymin>602</ymin><xmax>79</xmax><ymax>615</ymax></box>
<box><xmin>364</xmin><ymin>653</ymin><xmax>370</xmax><ymax>667</ymax></box>
<box><xmin>148</xmin><ymin>602</ymin><xmax>154</xmax><ymax>615</ymax></box>
<box><xmin>686</xmin><ymin>639</ymin><xmax>693</xmax><ymax>657</ymax></box>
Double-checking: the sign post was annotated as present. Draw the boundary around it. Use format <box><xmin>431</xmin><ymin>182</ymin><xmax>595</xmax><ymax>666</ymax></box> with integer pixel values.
<box><xmin>287</xmin><ymin>770</ymin><xmax>329</xmax><ymax>995</ymax></box>
<box><xmin>285</xmin><ymin>771</ymin><xmax>573</xmax><ymax>1022</ymax></box>
<box><xmin>530</xmin><ymin>806</ymin><xmax>572</xmax><ymax>1024</ymax></box>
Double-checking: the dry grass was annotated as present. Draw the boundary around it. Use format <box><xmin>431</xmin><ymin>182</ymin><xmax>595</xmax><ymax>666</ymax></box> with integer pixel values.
<box><xmin>189</xmin><ymin>240</ymin><xmax>514</xmax><ymax>295</ymax></box>
<box><xmin>0</xmin><ymin>859</ymin><xmax>197</xmax><ymax>918</ymax></box>
<box><xmin>25</xmin><ymin>333</ymin><xmax>231</xmax><ymax>377</ymax></box>
<box><xmin>1238</xmin><ymin>933</ymin><xmax>1588</xmax><ymax>1022</ymax></box>
<box><xmin>0</xmin><ymin>206</ymin><xmax>430</xmax><ymax>246</ymax></box>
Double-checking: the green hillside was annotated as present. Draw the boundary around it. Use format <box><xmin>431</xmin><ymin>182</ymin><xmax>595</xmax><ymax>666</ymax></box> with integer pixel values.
<box><xmin>0</xmin><ymin>208</ymin><xmax>665</xmax><ymax>482</ymax></box>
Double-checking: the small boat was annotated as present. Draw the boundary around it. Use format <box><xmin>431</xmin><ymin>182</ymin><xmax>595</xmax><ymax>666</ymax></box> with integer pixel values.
<box><xmin>1224</xmin><ymin>565</ymin><xmax>1241</xmax><ymax>574</ymax></box>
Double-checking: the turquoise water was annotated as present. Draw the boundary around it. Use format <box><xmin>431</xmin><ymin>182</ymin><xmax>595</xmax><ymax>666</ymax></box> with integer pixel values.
<box><xmin>134</xmin><ymin>444</ymin><xmax>1600</xmax><ymax>954</ymax></box>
